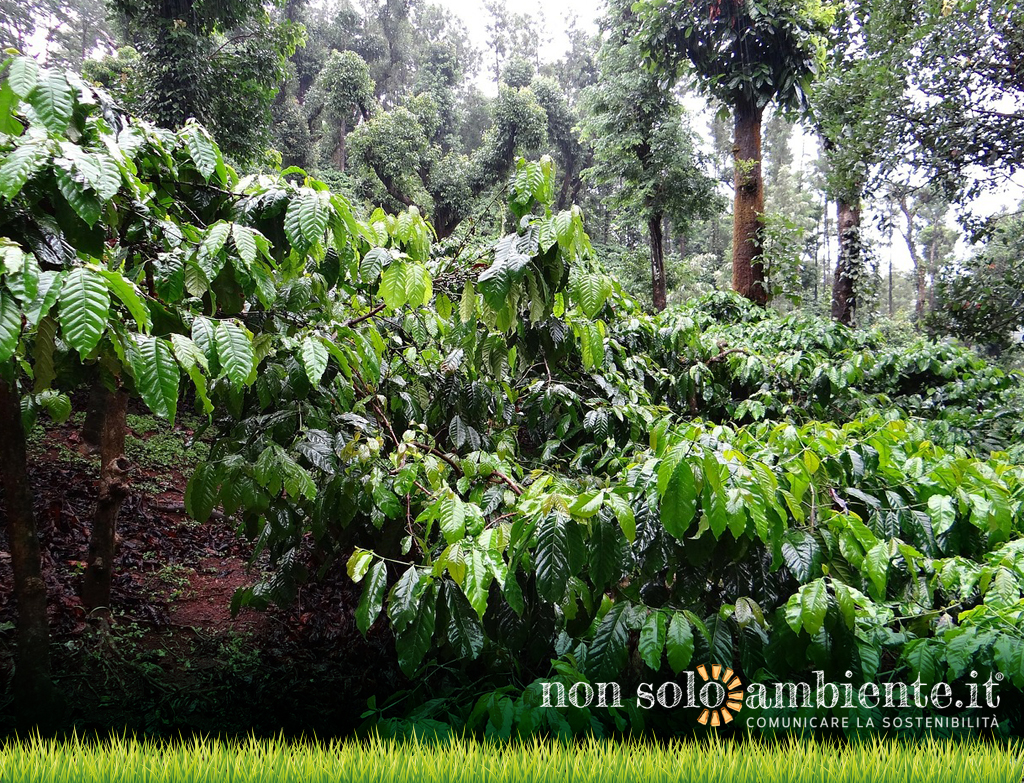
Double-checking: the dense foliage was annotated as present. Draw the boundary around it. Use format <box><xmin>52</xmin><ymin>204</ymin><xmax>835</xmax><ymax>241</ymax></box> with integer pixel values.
<box><xmin>1</xmin><ymin>0</ymin><xmax>1023</xmax><ymax>742</ymax></box>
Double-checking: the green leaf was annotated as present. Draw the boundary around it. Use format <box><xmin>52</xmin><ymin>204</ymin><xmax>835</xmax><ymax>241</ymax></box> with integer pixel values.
<box><xmin>170</xmin><ymin>333</ymin><xmax>208</xmax><ymax>373</ymax></box>
<box><xmin>580</xmin><ymin>323</ymin><xmax>604</xmax><ymax>369</ymax></box>
<box><xmin>928</xmin><ymin>494</ymin><xmax>956</xmax><ymax>536</ymax></box>
<box><xmin>133</xmin><ymin>335</ymin><xmax>179</xmax><ymax>422</ymax></box>
<box><xmin>97</xmin><ymin>268</ymin><xmax>151</xmax><ymax>332</ymax></box>
<box><xmin>378</xmin><ymin>262</ymin><xmax>408</xmax><ymax>310</ymax></box>
<box><xmin>356</xmin><ymin>560</ymin><xmax>387</xmax><ymax>636</ymax></box>
<box><xmin>181</xmin><ymin>123</ymin><xmax>221</xmax><ymax>181</ymax></box>
<box><xmin>605</xmin><ymin>491</ymin><xmax>636</xmax><ymax>543</ymax></box>
<box><xmin>388</xmin><ymin>566</ymin><xmax>424</xmax><ymax>634</ymax></box>
<box><xmin>214</xmin><ymin>320</ymin><xmax>254</xmax><ymax>386</ymax></box>
<box><xmin>834</xmin><ymin>581</ymin><xmax>856</xmax><ymax>630</ymax></box>
<box><xmin>569</xmin><ymin>489</ymin><xmax>603</xmax><ymax>519</ymax></box>
<box><xmin>191</xmin><ymin>316</ymin><xmax>218</xmax><ymax>368</ymax></box>
<box><xmin>660</xmin><ymin>459</ymin><xmax>697</xmax><ymax>539</ymax></box>
<box><xmin>6</xmin><ymin>251</ymin><xmax>39</xmax><ymax>304</ymax></box>
<box><xmin>0</xmin><ymin>142</ymin><xmax>46</xmax><ymax>201</ymax></box>
<box><xmin>0</xmin><ymin>291</ymin><xmax>21</xmax><ymax>361</ymax></box>
<box><xmin>574</xmin><ymin>273</ymin><xmax>611</xmax><ymax>319</ymax></box>
<box><xmin>459</xmin><ymin>280</ymin><xmax>477</xmax><ymax>323</ymax></box>
<box><xmin>59</xmin><ymin>267</ymin><xmax>109</xmax><ymax>356</ymax></box>
<box><xmin>589</xmin><ymin>513</ymin><xmax>625</xmax><ymax>592</ymax></box>
<box><xmin>39</xmin><ymin>390</ymin><xmax>71</xmax><ymax>423</ymax></box>
<box><xmin>863</xmin><ymin>540</ymin><xmax>890</xmax><ymax>599</ymax></box>
<box><xmin>24</xmin><ymin>270</ymin><xmax>63</xmax><ymax>327</ymax></box>
<box><xmin>285</xmin><ymin>189</ymin><xmax>329</xmax><ymax>250</ymax></box>
<box><xmin>438</xmin><ymin>491</ymin><xmax>466</xmax><ymax>544</ymax></box>
<box><xmin>0</xmin><ymin>81</ymin><xmax>23</xmax><ymax>136</ymax></box>
<box><xmin>347</xmin><ymin>548</ymin><xmax>374</xmax><ymax>582</ymax></box>
<box><xmin>32</xmin><ymin>315</ymin><xmax>57</xmax><ymax>391</ymax></box>
<box><xmin>54</xmin><ymin>164</ymin><xmax>102</xmax><ymax>227</ymax></box>
<box><xmin>800</xmin><ymin>579</ymin><xmax>829</xmax><ymax>636</ymax></box>
<box><xmin>185</xmin><ymin>463</ymin><xmax>220</xmax><ymax>523</ymax></box>
<box><xmin>395</xmin><ymin>583</ymin><xmax>436</xmax><ymax>676</ymax></box>
<box><xmin>443</xmin><ymin>583</ymin><xmax>483</xmax><ymax>660</ymax></box>
<box><xmin>90</xmin><ymin>153</ymin><xmax>122</xmax><ymax>201</ymax></box>
<box><xmin>535</xmin><ymin>514</ymin><xmax>570</xmax><ymax>603</ymax></box>
<box><xmin>8</xmin><ymin>57</ymin><xmax>39</xmax><ymax>99</ymax></box>
<box><xmin>462</xmin><ymin>547</ymin><xmax>491</xmax><ymax>620</ymax></box>
<box><xmin>905</xmin><ymin>639</ymin><xmax>940</xmax><ymax>684</ymax></box>
<box><xmin>589</xmin><ymin>601</ymin><xmax>630</xmax><ymax>680</ymax></box>
<box><xmin>639</xmin><ymin>611</ymin><xmax>667</xmax><ymax>671</ymax></box>
<box><xmin>199</xmin><ymin>222</ymin><xmax>231</xmax><ymax>280</ymax></box>
<box><xmin>27</xmin><ymin>68</ymin><xmax>73</xmax><ymax>135</ymax></box>
<box><xmin>404</xmin><ymin>263</ymin><xmax>432</xmax><ymax>308</ymax></box>
<box><xmin>666</xmin><ymin>612</ymin><xmax>694</xmax><ymax>674</ymax></box>
<box><xmin>359</xmin><ymin>247</ymin><xmax>389</xmax><ymax>282</ymax></box>
<box><xmin>300</xmin><ymin>335</ymin><xmax>329</xmax><ymax>386</ymax></box>
<box><xmin>232</xmin><ymin>224</ymin><xmax>258</xmax><ymax>267</ymax></box>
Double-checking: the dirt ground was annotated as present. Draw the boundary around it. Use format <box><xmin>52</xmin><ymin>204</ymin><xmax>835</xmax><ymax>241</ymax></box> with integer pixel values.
<box><xmin>0</xmin><ymin>409</ymin><xmax>401</xmax><ymax>736</ymax></box>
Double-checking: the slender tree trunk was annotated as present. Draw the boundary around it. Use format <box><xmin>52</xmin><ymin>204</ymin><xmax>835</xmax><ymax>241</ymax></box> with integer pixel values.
<box><xmin>831</xmin><ymin>197</ymin><xmax>861</xmax><ymax>326</ymax></box>
<box><xmin>732</xmin><ymin>99</ymin><xmax>766</xmax><ymax>305</ymax></box>
<box><xmin>82</xmin><ymin>386</ymin><xmax>130</xmax><ymax>615</ymax></box>
<box><xmin>888</xmin><ymin>251</ymin><xmax>894</xmax><ymax>317</ymax></box>
<box><xmin>927</xmin><ymin>235</ymin><xmax>938</xmax><ymax>314</ymax></box>
<box><xmin>0</xmin><ymin>375</ymin><xmax>62</xmax><ymax>730</ymax></box>
<box><xmin>648</xmin><ymin>213</ymin><xmax>667</xmax><ymax>311</ymax></box>
<box><xmin>897</xmin><ymin>195</ymin><xmax>927</xmax><ymax>324</ymax></box>
<box><xmin>822</xmin><ymin>196</ymin><xmax>830</xmax><ymax>296</ymax></box>
<box><xmin>333</xmin><ymin>118</ymin><xmax>348</xmax><ymax>172</ymax></box>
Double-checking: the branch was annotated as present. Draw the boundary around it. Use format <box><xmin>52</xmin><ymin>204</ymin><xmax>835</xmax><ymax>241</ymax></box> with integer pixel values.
<box><xmin>707</xmin><ymin>348</ymin><xmax>750</xmax><ymax>363</ymax></box>
<box><xmin>412</xmin><ymin>441</ymin><xmax>523</xmax><ymax>496</ymax></box>
<box><xmin>343</xmin><ymin>302</ymin><xmax>386</xmax><ymax>329</ymax></box>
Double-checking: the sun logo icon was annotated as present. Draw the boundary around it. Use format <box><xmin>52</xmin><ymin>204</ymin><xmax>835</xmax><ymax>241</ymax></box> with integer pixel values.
<box><xmin>696</xmin><ymin>664</ymin><xmax>744</xmax><ymax>727</ymax></box>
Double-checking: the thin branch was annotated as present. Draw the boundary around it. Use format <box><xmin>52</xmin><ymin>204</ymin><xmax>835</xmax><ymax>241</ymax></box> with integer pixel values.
<box><xmin>343</xmin><ymin>302</ymin><xmax>387</xmax><ymax>329</ymax></box>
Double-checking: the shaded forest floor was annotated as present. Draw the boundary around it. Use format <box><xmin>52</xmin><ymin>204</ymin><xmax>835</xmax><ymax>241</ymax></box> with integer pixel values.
<box><xmin>0</xmin><ymin>405</ymin><xmax>401</xmax><ymax>737</ymax></box>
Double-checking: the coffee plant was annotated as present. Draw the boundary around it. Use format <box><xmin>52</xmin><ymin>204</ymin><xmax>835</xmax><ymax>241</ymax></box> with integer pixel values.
<box><xmin>2</xmin><ymin>56</ymin><xmax>1023</xmax><ymax>738</ymax></box>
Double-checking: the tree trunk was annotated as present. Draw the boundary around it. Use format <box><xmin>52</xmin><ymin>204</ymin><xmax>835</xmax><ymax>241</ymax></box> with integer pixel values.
<box><xmin>333</xmin><ymin>118</ymin><xmax>348</xmax><ymax>172</ymax></box>
<box><xmin>831</xmin><ymin>197</ymin><xmax>861</xmax><ymax>326</ymax></box>
<box><xmin>897</xmin><ymin>195</ymin><xmax>927</xmax><ymax>323</ymax></box>
<box><xmin>82</xmin><ymin>386</ymin><xmax>130</xmax><ymax>615</ymax></box>
<box><xmin>732</xmin><ymin>99</ymin><xmax>766</xmax><ymax>305</ymax></box>
<box><xmin>648</xmin><ymin>213</ymin><xmax>667</xmax><ymax>311</ymax></box>
<box><xmin>0</xmin><ymin>375</ymin><xmax>62</xmax><ymax>730</ymax></box>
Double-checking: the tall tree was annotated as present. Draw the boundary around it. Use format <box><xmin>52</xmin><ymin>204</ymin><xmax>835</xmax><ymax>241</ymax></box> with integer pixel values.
<box><xmin>305</xmin><ymin>50</ymin><xmax>376</xmax><ymax>171</ymax></box>
<box><xmin>892</xmin><ymin>184</ymin><xmax>957</xmax><ymax>324</ymax></box>
<box><xmin>581</xmin><ymin>0</ymin><xmax>720</xmax><ymax>310</ymax></box>
<box><xmin>45</xmin><ymin>0</ymin><xmax>115</xmax><ymax>68</ymax></box>
<box><xmin>483</xmin><ymin>0</ymin><xmax>543</xmax><ymax>85</ymax></box>
<box><xmin>110</xmin><ymin>0</ymin><xmax>303</xmax><ymax>161</ymax></box>
<box><xmin>810</xmin><ymin>1</ymin><xmax>913</xmax><ymax>325</ymax></box>
<box><xmin>893</xmin><ymin>0</ymin><xmax>1024</xmax><ymax>211</ymax></box>
<box><xmin>932</xmin><ymin>207</ymin><xmax>1024</xmax><ymax>353</ymax></box>
<box><xmin>636</xmin><ymin>0</ymin><xmax>832</xmax><ymax>305</ymax></box>
<box><xmin>349</xmin><ymin>59</ymin><xmax>555</xmax><ymax>239</ymax></box>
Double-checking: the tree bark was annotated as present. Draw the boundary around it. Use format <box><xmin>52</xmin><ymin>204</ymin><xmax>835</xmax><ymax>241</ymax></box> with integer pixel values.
<box><xmin>732</xmin><ymin>99</ymin><xmax>767</xmax><ymax>305</ymax></box>
<box><xmin>897</xmin><ymin>194</ymin><xmax>927</xmax><ymax>323</ymax></box>
<box><xmin>648</xmin><ymin>213</ymin><xmax>667</xmax><ymax>311</ymax></box>
<box><xmin>0</xmin><ymin>375</ymin><xmax>61</xmax><ymax>730</ymax></box>
<box><xmin>333</xmin><ymin>118</ymin><xmax>348</xmax><ymax>173</ymax></box>
<box><xmin>831</xmin><ymin>197</ymin><xmax>861</xmax><ymax>326</ymax></box>
<box><xmin>81</xmin><ymin>386</ymin><xmax>130</xmax><ymax>615</ymax></box>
